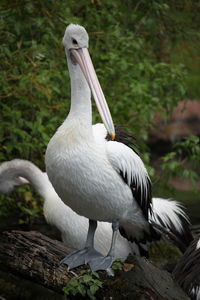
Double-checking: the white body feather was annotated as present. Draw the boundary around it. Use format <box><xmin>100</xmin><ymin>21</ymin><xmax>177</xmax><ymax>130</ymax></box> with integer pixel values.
<box><xmin>46</xmin><ymin>122</ymin><xmax>149</xmax><ymax>241</ymax></box>
<box><xmin>0</xmin><ymin>159</ymin><xmax>191</xmax><ymax>258</ymax></box>
<box><xmin>43</xmin><ymin>173</ymin><xmax>131</xmax><ymax>259</ymax></box>
<box><xmin>0</xmin><ymin>159</ymin><xmax>131</xmax><ymax>260</ymax></box>
<box><xmin>45</xmin><ymin>24</ymin><xmax>154</xmax><ymax>243</ymax></box>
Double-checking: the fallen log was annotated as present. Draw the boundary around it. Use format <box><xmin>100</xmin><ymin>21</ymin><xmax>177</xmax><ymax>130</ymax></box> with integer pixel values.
<box><xmin>0</xmin><ymin>230</ymin><xmax>74</xmax><ymax>293</ymax></box>
<box><xmin>0</xmin><ymin>230</ymin><xmax>189</xmax><ymax>300</ymax></box>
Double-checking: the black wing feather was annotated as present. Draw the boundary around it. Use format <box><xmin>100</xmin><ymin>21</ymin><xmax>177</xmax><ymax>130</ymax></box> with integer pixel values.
<box><xmin>106</xmin><ymin>125</ymin><xmax>152</xmax><ymax>220</ymax></box>
<box><xmin>173</xmin><ymin>235</ymin><xmax>199</xmax><ymax>299</ymax></box>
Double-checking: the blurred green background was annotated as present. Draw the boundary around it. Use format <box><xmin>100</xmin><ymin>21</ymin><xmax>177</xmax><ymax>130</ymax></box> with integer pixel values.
<box><xmin>0</xmin><ymin>1</ymin><xmax>200</xmax><ymax>299</ymax></box>
<box><xmin>1</xmin><ymin>0</ymin><xmax>200</xmax><ymax>226</ymax></box>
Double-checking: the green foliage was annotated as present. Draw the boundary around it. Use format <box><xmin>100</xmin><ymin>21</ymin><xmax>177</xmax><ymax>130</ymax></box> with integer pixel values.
<box><xmin>1</xmin><ymin>0</ymin><xmax>69</xmax><ymax>168</ymax></box>
<box><xmin>63</xmin><ymin>270</ymin><xmax>103</xmax><ymax>299</ymax></box>
<box><xmin>1</xmin><ymin>0</ymin><xmax>191</xmax><ymax>161</ymax></box>
<box><xmin>0</xmin><ymin>186</ymin><xmax>43</xmax><ymax>224</ymax></box>
<box><xmin>112</xmin><ymin>259</ymin><xmax>123</xmax><ymax>271</ymax></box>
<box><xmin>161</xmin><ymin>136</ymin><xmax>200</xmax><ymax>189</ymax></box>
<box><xmin>0</xmin><ymin>0</ymin><xmax>199</xmax><ymax>221</ymax></box>
<box><xmin>149</xmin><ymin>241</ymin><xmax>182</xmax><ymax>266</ymax></box>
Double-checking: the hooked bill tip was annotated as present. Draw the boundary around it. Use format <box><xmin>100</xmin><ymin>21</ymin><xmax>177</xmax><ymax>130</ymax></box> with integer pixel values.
<box><xmin>111</xmin><ymin>132</ymin><xmax>115</xmax><ymax>140</ymax></box>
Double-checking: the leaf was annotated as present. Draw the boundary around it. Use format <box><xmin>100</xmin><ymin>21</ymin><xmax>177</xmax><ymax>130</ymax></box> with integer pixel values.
<box><xmin>112</xmin><ymin>260</ymin><xmax>123</xmax><ymax>270</ymax></box>
<box><xmin>91</xmin><ymin>271</ymin><xmax>99</xmax><ymax>278</ymax></box>
<box><xmin>90</xmin><ymin>284</ymin><xmax>99</xmax><ymax>295</ymax></box>
<box><xmin>77</xmin><ymin>284</ymin><xmax>86</xmax><ymax>296</ymax></box>
<box><xmin>83</xmin><ymin>274</ymin><xmax>92</xmax><ymax>283</ymax></box>
<box><xmin>68</xmin><ymin>278</ymin><xmax>79</xmax><ymax>287</ymax></box>
<box><xmin>123</xmin><ymin>263</ymin><xmax>135</xmax><ymax>272</ymax></box>
<box><xmin>24</xmin><ymin>191</ymin><xmax>32</xmax><ymax>202</ymax></box>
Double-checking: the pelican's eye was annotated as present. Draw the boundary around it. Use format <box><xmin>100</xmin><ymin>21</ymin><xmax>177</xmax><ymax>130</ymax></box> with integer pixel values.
<box><xmin>72</xmin><ymin>38</ymin><xmax>78</xmax><ymax>45</ymax></box>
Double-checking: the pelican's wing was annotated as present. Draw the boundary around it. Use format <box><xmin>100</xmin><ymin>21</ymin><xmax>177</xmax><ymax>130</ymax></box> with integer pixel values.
<box><xmin>106</xmin><ymin>139</ymin><xmax>151</xmax><ymax>220</ymax></box>
<box><xmin>93</xmin><ymin>123</ymin><xmax>152</xmax><ymax>220</ymax></box>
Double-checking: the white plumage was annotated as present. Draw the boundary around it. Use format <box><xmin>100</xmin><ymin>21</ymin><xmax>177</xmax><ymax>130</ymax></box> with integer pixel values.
<box><xmin>0</xmin><ymin>159</ymin><xmax>192</xmax><ymax>261</ymax></box>
<box><xmin>44</xmin><ymin>24</ymin><xmax>189</xmax><ymax>270</ymax></box>
<box><xmin>46</xmin><ymin>121</ymin><xmax>148</xmax><ymax>232</ymax></box>
<box><xmin>93</xmin><ymin>124</ymin><xmax>149</xmax><ymax>193</ymax></box>
<box><xmin>0</xmin><ymin>159</ymin><xmax>131</xmax><ymax>260</ymax></box>
<box><xmin>151</xmin><ymin>197</ymin><xmax>189</xmax><ymax>232</ymax></box>
<box><xmin>46</xmin><ymin>26</ymin><xmax>151</xmax><ymax>238</ymax></box>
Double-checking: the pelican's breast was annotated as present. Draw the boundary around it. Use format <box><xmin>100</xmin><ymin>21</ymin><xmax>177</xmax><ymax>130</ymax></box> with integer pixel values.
<box><xmin>45</xmin><ymin>125</ymin><xmax>134</xmax><ymax>221</ymax></box>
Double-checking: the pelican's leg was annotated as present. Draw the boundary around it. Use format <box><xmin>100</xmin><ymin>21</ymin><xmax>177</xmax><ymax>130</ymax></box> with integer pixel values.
<box><xmin>89</xmin><ymin>220</ymin><xmax>119</xmax><ymax>271</ymax></box>
<box><xmin>61</xmin><ymin>220</ymin><xmax>103</xmax><ymax>269</ymax></box>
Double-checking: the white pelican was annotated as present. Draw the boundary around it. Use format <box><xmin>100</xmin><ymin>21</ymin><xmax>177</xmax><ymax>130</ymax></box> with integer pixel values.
<box><xmin>45</xmin><ymin>23</ymin><xmax>193</xmax><ymax>271</ymax></box>
<box><xmin>45</xmin><ymin>24</ymin><xmax>159</xmax><ymax>270</ymax></box>
<box><xmin>173</xmin><ymin>235</ymin><xmax>200</xmax><ymax>300</ymax></box>
<box><xmin>0</xmin><ymin>159</ymin><xmax>193</xmax><ymax>257</ymax></box>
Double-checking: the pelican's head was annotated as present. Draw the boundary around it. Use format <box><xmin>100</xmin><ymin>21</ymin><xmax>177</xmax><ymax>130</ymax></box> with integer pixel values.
<box><xmin>63</xmin><ymin>24</ymin><xmax>89</xmax><ymax>50</ymax></box>
<box><xmin>62</xmin><ymin>24</ymin><xmax>115</xmax><ymax>140</ymax></box>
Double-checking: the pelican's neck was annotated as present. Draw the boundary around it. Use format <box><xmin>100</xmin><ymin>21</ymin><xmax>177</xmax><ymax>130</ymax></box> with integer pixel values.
<box><xmin>66</xmin><ymin>51</ymin><xmax>92</xmax><ymax>130</ymax></box>
<box><xmin>1</xmin><ymin>160</ymin><xmax>50</xmax><ymax>200</ymax></box>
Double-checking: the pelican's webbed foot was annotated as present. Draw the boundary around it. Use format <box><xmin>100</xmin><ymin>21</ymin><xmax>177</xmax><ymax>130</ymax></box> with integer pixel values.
<box><xmin>89</xmin><ymin>254</ymin><xmax>115</xmax><ymax>271</ymax></box>
<box><xmin>61</xmin><ymin>247</ymin><xmax>103</xmax><ymax>270</ymax></box>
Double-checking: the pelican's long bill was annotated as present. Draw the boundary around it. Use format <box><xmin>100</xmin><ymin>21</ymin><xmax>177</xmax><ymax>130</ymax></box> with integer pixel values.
<box><xmin>71</xmin><ymin>48</ymin><xmax>115</xmax><ymax>139</ymax></box>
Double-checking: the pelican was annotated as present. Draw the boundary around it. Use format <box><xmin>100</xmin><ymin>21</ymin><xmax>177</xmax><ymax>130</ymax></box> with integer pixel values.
<box><xmin>45</xmin><ymin>24</ymin><xmax>159</xmax><ymax>270</ymax></box>
<box><xmin>0</xmin><ymin>159</ymin><xmax>193</xmax><ymax>257</ymax></box>
<box><xmin>173</xmin><ymin>235</ymin><xmax>200</xmax><ymax>300</ymax></box>
<box><xmin>45</xmin><ymin>24</ymin><xmax>191</xmax><ymax>271</ymax></box>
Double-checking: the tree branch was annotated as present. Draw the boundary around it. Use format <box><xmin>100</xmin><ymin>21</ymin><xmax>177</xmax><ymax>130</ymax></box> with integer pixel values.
<box><xmin>0</xmin><ymin>230</ymin><xmax>190</xmax><ymax>300</ymax></box>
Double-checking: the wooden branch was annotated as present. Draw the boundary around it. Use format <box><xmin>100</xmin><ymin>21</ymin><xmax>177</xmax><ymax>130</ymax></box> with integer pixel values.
<box><xmin>0</xmin><ymin>230</ymin><xmax>74</xmax><ymax>293</ymax></box>
<box><xmin>0</xmin><ymin>230</ymin><xmax>190</xmax><ymax>300</ymax></box>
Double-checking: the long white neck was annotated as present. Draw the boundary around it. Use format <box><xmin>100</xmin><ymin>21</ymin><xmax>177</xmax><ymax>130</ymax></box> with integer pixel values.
<box><xmin>0</xmin><ymin>159</ymin><xmax>51</xmax><ymax>199</ymax></box>
<box><xmin>65</xmin><ymin>51</ymin><xmax>92</xmax><ymax>132</ymax></box>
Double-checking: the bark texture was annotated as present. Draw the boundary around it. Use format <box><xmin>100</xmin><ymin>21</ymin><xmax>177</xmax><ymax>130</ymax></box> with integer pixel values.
<box><xmin>0</xmin><ymin>230</ymin><xmax>190</xmax><ymax>300</ymax></box>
